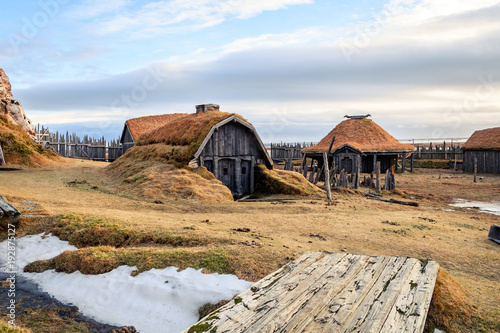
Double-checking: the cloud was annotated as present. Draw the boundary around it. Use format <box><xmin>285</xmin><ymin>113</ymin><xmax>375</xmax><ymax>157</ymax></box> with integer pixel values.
<box><xmin>90</xmin><ymin>0</ymin><xmax>314</xmax><ymax>37</ymax></box>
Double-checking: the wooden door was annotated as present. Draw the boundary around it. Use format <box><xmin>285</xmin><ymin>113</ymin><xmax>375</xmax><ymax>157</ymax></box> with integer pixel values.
<box><xmin>240</xmin><ymin>160</ymin><xmax>251</xmax><ymax>195</ymax></box>
<box><xmin>218</xmin><ymin>159</ymin><xmax>235</xmax><ymax>194</ymax></box>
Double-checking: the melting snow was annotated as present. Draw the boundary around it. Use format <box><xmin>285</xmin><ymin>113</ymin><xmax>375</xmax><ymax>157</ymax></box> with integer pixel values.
<box><xmin>0</xmin><ymin>233</ymin><xmax>252</xmax><ymax>332</ymax></box>
<box><xmin>450</xmin><ymin>199</ymin><xmax>500</xmax><ymax>216</ymax></box>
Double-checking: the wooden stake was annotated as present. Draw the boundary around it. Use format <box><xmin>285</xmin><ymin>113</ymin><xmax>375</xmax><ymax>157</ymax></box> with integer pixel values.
<box><xmin>354</xmin><ymin>155</ymin><xmax>360</xmax><ymax>189</ymax></box>
<box><xmin>376</xmin><ymin>161</ymin><xmax>381</xmax><ymax>193</ymax></box>
<box><xmin>323</xmin><ymin>152</ymin><xmax>331</xmax><ymax>200</ymax></box>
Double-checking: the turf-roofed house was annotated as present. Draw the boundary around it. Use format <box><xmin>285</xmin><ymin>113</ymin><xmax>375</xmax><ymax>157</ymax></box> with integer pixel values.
<box><xmin>119</xmin><ymin>104</ymin><xmax>273</xmax><ymax>199</ymax></box>
<box><xmin>304</xmin><ymin>115</ymin><xmax>414</xmax><ymax>174</ymax></box>
<box><xmin>462</xmin><ymin>127</ymin><xmax>500</xmax><ymax>174</ymax></box>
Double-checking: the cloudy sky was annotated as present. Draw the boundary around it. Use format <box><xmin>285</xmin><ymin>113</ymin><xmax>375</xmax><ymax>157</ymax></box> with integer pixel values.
<box><xmin>1</xmin><ymin>0</ymin><xmax>499</xmax><ymax>142</ymax></box>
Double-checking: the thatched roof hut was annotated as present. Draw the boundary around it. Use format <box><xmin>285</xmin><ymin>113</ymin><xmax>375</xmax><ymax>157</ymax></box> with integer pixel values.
<box><xmin>119</xmin><ymin>105</ymin><xmax>272</xmax><ymax>198</ymax></box>
<box><xmin>462</xmin><ymin>127</ymin><xmax>500</xmax><ymax>174</ymax></box>
<box><xmin>305</xmin><ymin>116</ymin><xmax>413</xmax><ymax>174</ymax></box>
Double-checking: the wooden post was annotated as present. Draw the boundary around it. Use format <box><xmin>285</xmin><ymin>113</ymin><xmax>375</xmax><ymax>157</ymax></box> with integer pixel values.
<box><xmin>402</xmin><ymin>154</ymin><xmax>406</xmax><ymax>173</ymax></box>
<box><xmin>454</xmin><ymin>152</ymin><xmax>457</xmax><ymax>173</ymax></box>
<box><xmin>309</xmin><ymin>167</ymin><xmax>316</xmax><ymax>183</ymax></box>
<box><xmin>376</xmin><ymin>161</ymin><xmax>381</xmax><ymax>193</ymax></box>
<box><xmin>354</xmin><ymin>155</ymin><xmax>360</xmax><ymax>189</ymax></box>
<box><xmin>474</xmin><ymin>157</ymin><xmax>477</xmax><ymax>182</ymax></box>
<box><xmin>410</xmin><ymin>153</ymin><xmax>414</xmax><ymax>173</ymax></box>
<box><xmin>323</xmin><ymin>152</ymin><xmax>331</xmax><ymax>200</ymax></box>
<box><xmin>330</xmin><ymin>161</ymin><xmax>336</xmax><ymax>186</ymax></box>
<box><xmin>300</xmin><ymin>148</ymin><xmax>308</xmax><ymax>174</ymax></box>
<box><xmin>314</xmin><ymin>163</ymin><xmax>324</xmax><ymax>184</ymax></box>
<box><xmin>373</xmin><ymin>154</ymin><xmax>377</xmax><ymax>173</ymax></box>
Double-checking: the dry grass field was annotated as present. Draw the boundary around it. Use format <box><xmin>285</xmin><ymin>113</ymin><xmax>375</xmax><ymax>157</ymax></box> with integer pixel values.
<box><xmin>1</xmin><ymin>159</ymin><xmax>499</xmax><ymax>332</ymax></box>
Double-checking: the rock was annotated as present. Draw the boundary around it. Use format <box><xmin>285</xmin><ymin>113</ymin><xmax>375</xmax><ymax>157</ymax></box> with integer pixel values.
<box><xmin>433</xmin><ymin>329</ymin><xmax>447</xmax><ymax>333</ymax></box>
<box><xmin>0</xmin><ymin>68</ymin><xmax>35</xmax><ymax>136</ymax></box>
<box><xmin>0</xmin><ymin>194</ymin><xmax>21</xmax><ymax>224</ymax></box>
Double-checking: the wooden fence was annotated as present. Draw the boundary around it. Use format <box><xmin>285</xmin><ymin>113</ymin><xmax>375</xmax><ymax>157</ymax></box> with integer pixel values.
<box><xmin>270</xmin><ymin>142</ymin><xmax>315</xmax><ymax>170</ymax></box>
<box><xmin>412</xmin><ymin>142</ymin><xmax>462</xmax><ymax>160</ymax></box>
<box><xmin>35</xmin><ymin>126</ymin><xmax>123</xmax><ymax>162</ymax></box>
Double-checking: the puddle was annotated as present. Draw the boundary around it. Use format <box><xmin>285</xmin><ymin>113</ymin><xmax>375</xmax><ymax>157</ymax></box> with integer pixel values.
<box><xmin>450</xmin><ymin>199</ymin><xmax>500</xmax><ymax>216</ymax></box>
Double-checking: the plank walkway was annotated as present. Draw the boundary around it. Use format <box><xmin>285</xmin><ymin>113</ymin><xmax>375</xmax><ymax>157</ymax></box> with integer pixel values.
<box><xmin>182</xmin><ymin>252</ymin><xmax>439</xmax><ymax>333</ymax></box>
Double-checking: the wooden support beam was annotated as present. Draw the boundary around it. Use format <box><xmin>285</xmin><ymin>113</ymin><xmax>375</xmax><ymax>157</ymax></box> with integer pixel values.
<box><xmin>323</xmin><ymin>152</ymin><xmax>331</xmax><ymax>200</ymax></box>
<box><xmin>376</xmin><ymin>161</ymin><xmax>381</xmax><ymax>193</ymax></box>
<box><xmin>354</xmin><ymin>155</ymin><xmax>360</xmax><ymax>189</ymax></box>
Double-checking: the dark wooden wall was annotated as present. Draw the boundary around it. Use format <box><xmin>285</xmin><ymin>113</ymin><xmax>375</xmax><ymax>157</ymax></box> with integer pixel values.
<box><xmin>463</xmin><ymin>150</ymin><xmax>500</xmax><ymax>174</ymax></box>
<box><xmin>121</xmin><ymin>126</ymin><xmax>135</xmax><ymax>154</ymax></box>
<box><xmin>198</xmin><ymin>121</ymin><xmax>267</xmax><ymax>198</ymax></box>
<box><xmin>329</xmin><ymin>147</ymin><xmax>396</xmax><ymax>174</ymax></box>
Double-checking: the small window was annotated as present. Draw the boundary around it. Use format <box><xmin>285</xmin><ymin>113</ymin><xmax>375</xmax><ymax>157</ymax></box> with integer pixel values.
<box><xmin>242</xmin><ymin>167</ymin><xmax>247</xmax><ymax>175</ymax></box>
<box><xmin>223</xmin><ymin>168</ymin><xmax>228</xmax><ymax>175</ymax></box>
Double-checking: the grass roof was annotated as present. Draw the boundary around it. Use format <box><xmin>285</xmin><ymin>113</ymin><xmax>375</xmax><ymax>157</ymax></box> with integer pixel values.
<box><xmin>462</xmin><ymin>127</ymin><xmax>500</xmax><ymax>150</ymax></box>
<box><xmin>126</xmin><ymin>114</ymin><xmax>185</xmax><ymax>142</ymax></box>
<box><xmin>137</xmin><ymin>111</ymin><xmax>246</xmax><ymax>164</ymax></box>
<box><xmin>307</xmin><ymin>118</ymin><xmax>414</xmax><ymax>153</ymax></box>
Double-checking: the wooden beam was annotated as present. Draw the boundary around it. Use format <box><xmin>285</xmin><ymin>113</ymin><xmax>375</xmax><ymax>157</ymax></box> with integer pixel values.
<box><xmin>376</xmin><ymin>161</ymin><xmax>381</xmax><ymax>193</ymax></box>
<box><xmin>324</xmin><ymin>152</ymin><xmax>332</xmax><ymax>200</ymax></box>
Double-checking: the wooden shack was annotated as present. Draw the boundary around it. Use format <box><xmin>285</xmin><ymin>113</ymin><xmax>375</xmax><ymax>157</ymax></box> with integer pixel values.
<box><xmin>462</xmin><ymin>127</ymin><xmax>500</xmax><ymax>174</ymax></box>
<box><xmin>305</xmin><ymin>115</ymin><xmax>414</xmax><ymax>174</ymax></box>
<box><xmin>120</xmin><ymin>114</ymin><xmax>180</xmax><ymax>154</ymax></box>
<box><xmin>132</xmin><ymin>104</ymin><xmax>273</xmax><ymax>199</ymax></box>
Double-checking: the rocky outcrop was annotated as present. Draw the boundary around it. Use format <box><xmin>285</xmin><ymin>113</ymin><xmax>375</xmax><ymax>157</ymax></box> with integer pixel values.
<box><xmin>0</xmin><ymin>68</ymin><xmax>35</xmax><ymax>137</ymax></box>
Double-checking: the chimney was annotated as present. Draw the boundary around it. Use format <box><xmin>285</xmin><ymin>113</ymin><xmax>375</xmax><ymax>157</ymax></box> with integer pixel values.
<box><xmin>196</xmin><ymin>104</ymin><xmax>220</xmax><ymax>114</ymax></box>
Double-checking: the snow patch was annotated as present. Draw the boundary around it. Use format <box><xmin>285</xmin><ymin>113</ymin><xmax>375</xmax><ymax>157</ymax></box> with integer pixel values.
<box><xmin>0</xmin><ymin>233</ymin><xmax>252</xmax><ymax>333</ymax></box>
<box><xmin>450</xmin><ymin>199</ymin><xmax>500</xmax><ymax>216</ymax></box>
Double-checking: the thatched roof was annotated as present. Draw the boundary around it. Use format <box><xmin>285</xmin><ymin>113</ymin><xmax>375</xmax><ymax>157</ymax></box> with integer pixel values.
<box><xmin>138</xmin><ymin>111</ymin><xmax>245</xmax><ymax>146</ymax></box>
<box><xmin>124</xmin><ymin>114</ymin><xmax>184</xmax><ymax>142</ymax></box>
<box><xmin>307</xmin><ymin>118</ymin><xmax>414</xmax><ymax>153</ymax></box>
<box><xmin>462</xmin><ymin>127</ymin><xmax>500</xmax><ymax>150</ymax></box>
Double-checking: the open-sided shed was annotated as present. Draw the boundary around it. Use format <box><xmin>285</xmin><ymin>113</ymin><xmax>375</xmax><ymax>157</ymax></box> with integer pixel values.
<box><xmin>305</xmin><ymin>115</ymin><xmax>414</xmax><ymax>174</ymax></box>
<box><xmin>462</xmin><ymin>127</ymin><xmax>500</xmax><ymax>174</ymax></box>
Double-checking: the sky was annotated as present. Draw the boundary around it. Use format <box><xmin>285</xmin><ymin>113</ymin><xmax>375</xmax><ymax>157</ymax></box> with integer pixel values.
<box><xmin>1</xmin><ymin>0</ymin><xmax>499</xmax><ymax>143</ymax></box>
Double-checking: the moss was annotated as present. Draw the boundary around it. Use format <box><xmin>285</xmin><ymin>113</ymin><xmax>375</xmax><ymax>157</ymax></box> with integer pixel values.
<box><xmin>187</xmin><ymin>323</ymin><xmax>214</xmax><ymax>333</ymax></box>
<box><xmin>234</xmin><ymin>297</ymin><xmax>243</xmax><ymax>305</ymax></box>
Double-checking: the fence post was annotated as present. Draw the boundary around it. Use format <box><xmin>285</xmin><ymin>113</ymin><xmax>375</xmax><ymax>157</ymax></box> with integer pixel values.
<box><xmin>376</xmin><ymin>161</ymin><xmax>381</xmax><ymax>193</ymax></box>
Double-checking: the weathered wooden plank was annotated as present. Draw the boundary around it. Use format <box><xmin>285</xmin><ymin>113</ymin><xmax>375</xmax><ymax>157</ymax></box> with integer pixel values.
<box><xmin>183</xmin><ymin>252</ymin><xmax>439</xmax><ymax>333</ymax></box>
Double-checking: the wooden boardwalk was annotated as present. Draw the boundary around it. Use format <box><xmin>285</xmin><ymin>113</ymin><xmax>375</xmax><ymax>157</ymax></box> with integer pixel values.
<box><xmin>183</xmin><ymin>252</ymin><xmax>439</xmax><ymax>333</ymax></box>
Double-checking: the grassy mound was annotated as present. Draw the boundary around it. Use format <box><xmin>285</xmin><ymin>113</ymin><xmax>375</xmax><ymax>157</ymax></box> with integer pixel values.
<box><xmin>254</xmin><ymin>164</ymin><xmax>324</xmax><ymax>196</ymax></box>
<box><xmin>424</xmin><ymin>269</ymin><xmax>478</xmax><ymax>332</ymax></box>
<box><xmin>0</xmin><ymin>115</ymin><xmax>62</xmax><ymax>168</ymax></box>
<box><xmin>104</xmin><ymin>144</ymin><xmax>233</xmax><ymax>202</ymax></box>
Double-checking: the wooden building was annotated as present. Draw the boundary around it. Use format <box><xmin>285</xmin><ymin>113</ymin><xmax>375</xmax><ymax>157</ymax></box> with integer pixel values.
<box><xmin>120</xmin><ymin>114</ymin><xmax>180</xmax><ymax>153</ymax></box>
<box><xmin>305</xmin><ymin>115</ymin><xmax>414</xmax><ymax>174</ymax></box>
<box><xmin>462</xmin><ymin>127</ymin><xmax>500</xmax><ymax>174</ymax></box>
<box><xmin>129</xmin><ymin>104</ymin><xmax>273</xmax><ymax>198</ymax></box>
